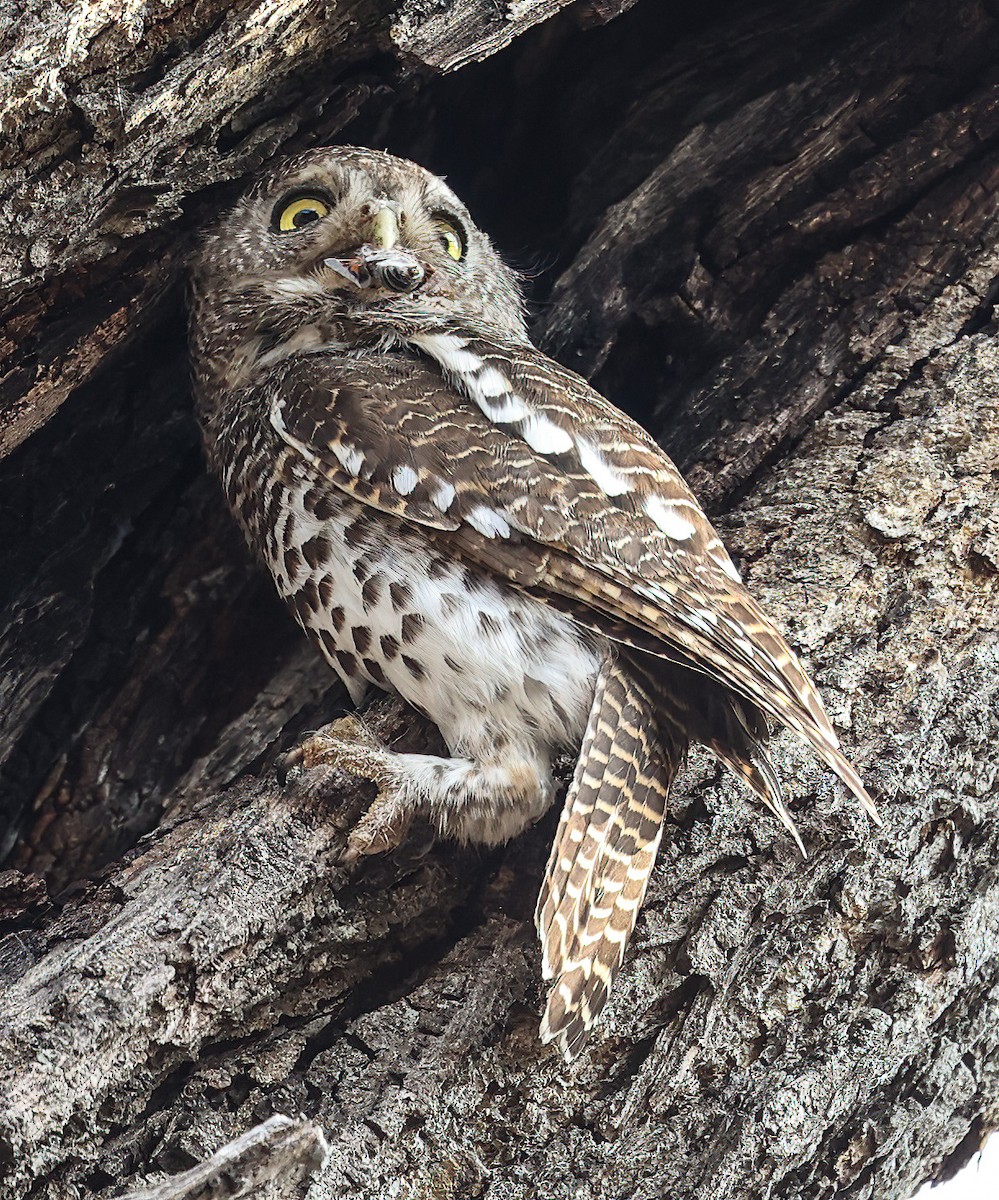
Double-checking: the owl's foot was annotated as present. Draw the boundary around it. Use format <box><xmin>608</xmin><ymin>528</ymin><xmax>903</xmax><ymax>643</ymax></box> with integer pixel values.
<box><xmin>342</xmin><ymin>788</ymin><xmax>414</xmax><ymax>863</ymax></box>
<box><xmin>280</xmin><ymin>715</ymin><xmax>387</xmax><ymax>776</ymax></box>
<box><xmin>279</xmin><ymin>716</ymin><xmax>411</xmax><ymax>861</ymax></box>
<box><xmin>281</xmin><ymin>718</ymin><xmax>557</xmax><ymax>858</ymax></box>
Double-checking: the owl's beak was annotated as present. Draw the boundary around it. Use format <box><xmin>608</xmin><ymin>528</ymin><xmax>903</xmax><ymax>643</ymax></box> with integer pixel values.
<box><xmin>320</xmin><ymin>202</ymin><xmax>427</xmax><ymax>293</ymax></box>
<box><xmin>369</xmin><ymin>205</ymin><xmax>400</xmax><ymax>250</ymax></box>
<box><xmin>322</xmin><ymin>243</ymin><xmax>429</xmax><ymax>294</ymax></box>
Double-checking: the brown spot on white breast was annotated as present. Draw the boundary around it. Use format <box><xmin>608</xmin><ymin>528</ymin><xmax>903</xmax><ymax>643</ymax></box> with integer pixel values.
<box><xmin>380</xmin><ymin>634</ymin><xmax>400</xmax><ymax>659</ymax></box>
<box><xmin>389</xmin><ymin>581</ymin><xmax>413</xmax><ymax>610</ymax></box>
<box><xmin>361</xmin><ymin>575</ymin><xmax>384</xmax><ymax>607</ymax></box>
<box><xmin>402</xmin><ymin>654</ymin><xmax>426</xmax><ymax>679</ymax></box>
<box><xmin>302</xmin><ymin>534</ymin><xmax>332</xmax><ymax>569</ymax></box>
<box><xmin>352</xmin><ymin>626</ymin><xmax>372</xmax><ymax>655</ymax></box>
<box><xmin>401</xmin><ymin>612</ymin><xmax>426</xmax><ymax>643</ymax></box>
<box><xmin>364</xmin><ymin>658</ymin><xmax>387</xmax><ymax>684</ymax></box>
<box><xmin>335</xmin><ymin>649</ymin><xmax>359</xmax><ymax>676</ymax></box>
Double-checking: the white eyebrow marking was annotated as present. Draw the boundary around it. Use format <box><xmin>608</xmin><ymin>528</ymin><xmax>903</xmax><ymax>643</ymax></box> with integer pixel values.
<box><xmin>645</xmin><ymin>495</ymin><xmax>696</xmax><ymax>540</ymax></box>
<box><xmin>575</xmin><ymin>438</ymin><xmax>631</xmax><ymax>496</ymax></box>
<box><xmin>392</xmin><ymin>465</ymin><xmax>419</xmax><ymax>495</ymax></box>
<box><xmin>520</xmin><ymin>414</ymin><xmax>573</xmax><ymax>455</ymax></box>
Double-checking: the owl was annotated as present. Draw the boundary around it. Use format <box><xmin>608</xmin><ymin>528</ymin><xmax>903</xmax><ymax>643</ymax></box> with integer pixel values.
<box><xmin>189</xmin><ymin>147</ymin><xmax>878</xmax><ymax>1059</ymax></box>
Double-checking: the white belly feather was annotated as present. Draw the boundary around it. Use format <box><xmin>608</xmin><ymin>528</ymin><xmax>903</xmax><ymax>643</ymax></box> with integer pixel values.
<box><xmin>265</xmin><ymin>465</ymin><xmax>603</xmax><ymax>766</ymax></box>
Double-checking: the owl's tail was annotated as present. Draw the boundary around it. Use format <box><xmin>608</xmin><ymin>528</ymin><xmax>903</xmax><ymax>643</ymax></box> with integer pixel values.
<box><xmin>535</xmin><ymin>652</ymin><xmax>685</xmax><ymax>1060</ymax></box>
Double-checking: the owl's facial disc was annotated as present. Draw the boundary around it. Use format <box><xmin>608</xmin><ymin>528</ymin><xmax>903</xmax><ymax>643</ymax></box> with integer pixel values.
<box><xmin>194</xmin><ymin>148</ymin><xmax>528</xmax><ymax>348</ymax></box>
<box><xmin>269</xmin><ymin>176</ymin><xmax>463</xmax><ymax>297</ymax></box>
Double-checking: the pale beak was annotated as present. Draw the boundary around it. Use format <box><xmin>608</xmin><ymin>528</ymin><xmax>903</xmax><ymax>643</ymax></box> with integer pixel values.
<box><xmin>321</xmin><ymin>202</ymin><xmax>426</xmax><ymax>293</ymax></box>
<box><xmin>370</xmin><ymin>206</ymin><xmax>400</xmax><ymax>250</ymax></box>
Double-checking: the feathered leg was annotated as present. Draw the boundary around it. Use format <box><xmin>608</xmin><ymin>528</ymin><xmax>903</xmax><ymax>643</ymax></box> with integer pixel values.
<box><xmin>535</xmin><ymin>651</ymin><xmax>686</xmax><ymax>1059</ymax></box>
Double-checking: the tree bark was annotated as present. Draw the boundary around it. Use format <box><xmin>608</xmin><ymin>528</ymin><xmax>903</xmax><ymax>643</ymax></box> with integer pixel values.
<box><xmin>1</xmin><ymin>1</ymin><xmax>997</xmax><ymax>1198</ymax></box>
<box><xmin>118</xmin><ymin>1117</ymin><xmax>329</xmax><ymax>1200</ymax></box>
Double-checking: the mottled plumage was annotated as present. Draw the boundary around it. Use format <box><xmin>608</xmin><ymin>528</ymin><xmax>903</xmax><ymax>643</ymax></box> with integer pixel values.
<box><xmin>189</xmin><ymin>146</ymin><xmax>877</xmax><ymax>1058</ymax></box>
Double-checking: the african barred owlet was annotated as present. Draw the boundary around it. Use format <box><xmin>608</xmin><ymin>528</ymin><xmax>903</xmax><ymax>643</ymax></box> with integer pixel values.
<box><xmin>190</xmin><ymin>146</ymin><xmax>877</xmax><ymax>1059</ymax></box>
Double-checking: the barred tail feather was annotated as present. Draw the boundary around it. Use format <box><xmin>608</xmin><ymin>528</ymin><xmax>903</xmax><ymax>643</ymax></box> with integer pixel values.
<box><xmin>535</xmin><ymin>654</ymin><xmax>684</xmax><ymax>1059</ymax></box>
<box><xmin>811</xmin><ymin>737</ymin><xmax>880</xmax><ymax>824</ymax></box>
<box><xmin>636</xmin><ymin>654</ymin><xmax>877</xmax><ymax>848</ymax></box>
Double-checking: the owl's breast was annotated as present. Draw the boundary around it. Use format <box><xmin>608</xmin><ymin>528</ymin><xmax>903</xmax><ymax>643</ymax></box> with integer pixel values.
<box><xmin>257</xmin><ymin>457</ymin><xmax>602</xmax><ymax>761</ymax></box>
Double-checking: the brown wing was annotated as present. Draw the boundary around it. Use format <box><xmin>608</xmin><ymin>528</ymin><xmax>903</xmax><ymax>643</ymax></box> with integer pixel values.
<box><xmin>267</xmin><ymin>336</ymin><xmax>875</xmax><ymax>817</ymax></box>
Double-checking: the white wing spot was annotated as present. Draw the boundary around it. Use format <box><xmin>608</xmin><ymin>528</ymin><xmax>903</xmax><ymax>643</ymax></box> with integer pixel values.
<box><xmin>392</xmin><ymin>465</ymin><xmax>419</xmax><ymax>496</ymax></box>
<box><xmin>645</xmin><ymin>494</ymin><xmax>696</xmax><ymax>540</ymax></box>
<box><xmin>415</xmin><ymin>332</ymin><xmax>483</xmax><ymax>375</ymax></box>
<box><xmin>333</xmin><ymin>442</ymin><xmax>364</xmax><ymax>476</ymax></box>
<box><xmin>520</xmin><ymin>414</ymin><xmax>574</xmax><ymax>456</ymax></box>
<box><xmin>685</xmin><ymin>612</ymin><xmax>715</xmax><ymax>635</ymax></box>
<box><xmin>475</xmin><ymin>365</ymin><xmax>512</xmax><ymax>398</ymax></box>
<box><xmin>466</xmin><ymin>505</ymin><xmax>511</xmax><ymax>539</ymax></box>
<box><xmin>479</xmin><ymin>392</ymin><xmax>530</xmax><ymax>423</ymax></box>
<box><xmin>714</xmin><ymin>553</ymin><xmax>743</xmax><ymax>582</ymax></box>
<box><xmin>416</xmin><ymin>334</ymin><xmax>534</xmax><ymax>423</ymax></box>
<box><xmin>722</xmin><ymin>616</ymin><xmax>755</xmax><ymax>653</ymax></box>
<box><xmin>575</xmin><ymin>437</ymin><xmax>631</xmax><ymax>496</ymax></box>
<box><xmin>431</xmin><ymin>480</ymin><xmax>457</xmax><ymax>511</ymax></box>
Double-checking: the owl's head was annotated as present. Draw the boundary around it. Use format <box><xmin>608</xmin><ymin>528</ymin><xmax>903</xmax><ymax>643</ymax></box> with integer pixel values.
<box><xmin>191</xmin><ymin>146</ymin><xmax>528</xmax><ymax>372</ymax></box>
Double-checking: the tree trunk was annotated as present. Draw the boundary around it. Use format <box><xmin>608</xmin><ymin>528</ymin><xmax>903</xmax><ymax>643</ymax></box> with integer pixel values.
<box><xmin>1</xmin><ymin>1</ymin><xmax>997</xmax><ymax>1197</ymax></box>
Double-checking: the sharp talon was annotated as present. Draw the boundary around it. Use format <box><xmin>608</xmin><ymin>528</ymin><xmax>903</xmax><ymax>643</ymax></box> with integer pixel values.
<box><xmin>277</xmin><ymin>719</ymin><xmax>414</xmax><ymax>863</ymax></box>
<box><xmin>275</xmin><ymin>749</ymin><xmax>305</xmax><ymax>787</ymax></box>
<box><xmin>278</xmin><ymin>717</ymin><xmax>379</xmax><ymax>777</ymax></box>
<box><xmin>339</xmin><ymin>843</ymin><xmax>362</xmax><ymax>866</ymax></box>
<box><xmin>344</xmin><ymin>797</ymin><xmax>413</xmax><ymax>860</ymax></box>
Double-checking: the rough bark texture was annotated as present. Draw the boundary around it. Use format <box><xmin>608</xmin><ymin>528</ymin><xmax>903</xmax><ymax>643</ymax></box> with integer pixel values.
<box><xmin>118</xmin><ymin>1116</ymin><xmax>329</xmax><ymax>1200</ymax></box>
<box><xmin>1</xmin><ymin>1</ymin><xmax>998</xmax><ymax>1198</ymax></box>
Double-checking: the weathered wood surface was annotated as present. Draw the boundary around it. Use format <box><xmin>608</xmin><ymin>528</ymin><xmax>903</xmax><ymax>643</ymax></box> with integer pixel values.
<box><xmin>1</xmin><ymin>1</ymin><xmax>997</xmax><ymax>1197</ymax></box>
<box><xmin>0</xmin><ymin>0</ymin><xmax>578</xmax><ymax>456</ymax></box>
<box><xmin>118</xmin><ymin>1116</ymin><xmax>328</xmax><ymax>1200</ymax></box>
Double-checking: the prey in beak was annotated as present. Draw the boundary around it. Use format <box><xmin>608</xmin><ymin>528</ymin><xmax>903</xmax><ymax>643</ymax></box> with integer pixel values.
<box><xmin>324</xmin><ymin>204</ymin><xmax>430</xmax><ymax>294</ymax></box>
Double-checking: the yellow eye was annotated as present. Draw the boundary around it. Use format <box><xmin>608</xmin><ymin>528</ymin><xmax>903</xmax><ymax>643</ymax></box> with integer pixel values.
<box><xmin>275</xmin><ymin>195</ymin><xmax>330</xmax><ymax>232</ymax></box>
<box><xmin>434</xmin><ymin>218</ymin><xmax>465</xmax><ymax>261</ymax></box>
